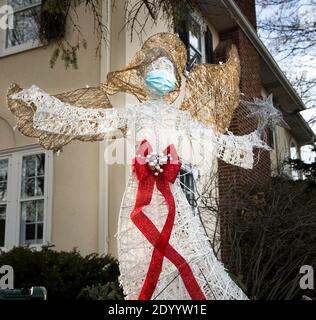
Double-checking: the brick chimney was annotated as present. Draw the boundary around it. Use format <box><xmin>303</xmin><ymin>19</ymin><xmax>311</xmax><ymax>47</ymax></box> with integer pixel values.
<box><xmin>234</xmin><ymin>0</ymin><xmax>258</xmax><ymax>29</ymax></box>
<box><xmin>214</xmin><ymin>0</ymin><xmax>271</xmax><ymax>270</ymax></box>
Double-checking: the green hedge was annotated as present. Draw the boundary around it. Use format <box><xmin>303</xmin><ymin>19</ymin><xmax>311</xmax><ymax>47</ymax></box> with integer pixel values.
<box><xmin>0</xmin><ymin>246</ymin><xmax>124</xmax><ymax>300</ymax></box>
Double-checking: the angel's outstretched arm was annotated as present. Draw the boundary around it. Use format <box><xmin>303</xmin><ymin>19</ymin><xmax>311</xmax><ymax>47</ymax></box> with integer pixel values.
<box><xmin>7</xmin><ymin>84</ymin><xmax>127</xmax><ymax>151</ymax></box>
<box><xmin>215</xmin><ymin>131</ymin><xmax>271</xmax><ymax>170</ymax></box>
<box><xmin>189</xmin><ymin>126</ymin><xmax>270</xmax><ymax>170</ymax></box>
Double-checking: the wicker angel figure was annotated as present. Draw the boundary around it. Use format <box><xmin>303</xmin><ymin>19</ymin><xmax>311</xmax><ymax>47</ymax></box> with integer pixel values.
<box><xmin>7</xmin><ymin>33</ymin><xmax>270</xmax><ymax>300</ymax></box>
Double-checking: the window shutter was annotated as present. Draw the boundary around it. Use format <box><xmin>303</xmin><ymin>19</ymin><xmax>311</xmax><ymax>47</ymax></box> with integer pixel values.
<box><xmin>205</xmin><ymin>27</ymin><xmax>213</xmax><ymax>64</ymax></box>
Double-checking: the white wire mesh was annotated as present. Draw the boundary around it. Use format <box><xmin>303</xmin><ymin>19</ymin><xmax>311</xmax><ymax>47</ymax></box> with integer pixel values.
<box><xmin>118</xmin><ymin>173</ymin><xmax>248</xmax><ymax>300</ymax></box>
<box><xmin>11</xmin><ymin>85</ymin><xmax>124</xmax><ymax>136</ymax></box>
<box><xmin>116</xmin><ymin>98</ymin><xmax>257</xmax><ymax>300</ymax></box>
<box><xmin>144</xmin><ymin>57</ymin><xmax>176</xmax><ymax>76</ymax></box>
<box><xmin>11</xmin><ymin>87</ymin><xmax>272</xmax><ymax>300</ymax></box>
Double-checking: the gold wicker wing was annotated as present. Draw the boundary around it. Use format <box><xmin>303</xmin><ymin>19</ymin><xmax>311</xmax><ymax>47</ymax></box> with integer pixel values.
<box><xmin>180</xmin><ymin>45</ymin><xmax>241</xmax><ymax>134</ymax></box>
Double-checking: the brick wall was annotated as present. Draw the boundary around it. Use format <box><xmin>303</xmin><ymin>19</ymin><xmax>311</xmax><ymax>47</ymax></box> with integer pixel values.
<box><xmin>215</xmin><ymin>0</ymin><xmax>271</xmax><ymax>269</ymax></box>
<box><xmin>234</xmin><ymin>0</ymin><xmax>258</xmax><ymax>29</ymax></box>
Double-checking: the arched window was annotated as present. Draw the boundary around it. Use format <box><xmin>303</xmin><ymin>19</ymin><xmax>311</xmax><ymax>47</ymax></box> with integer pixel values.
<box><xmin>290</xmin><ymin>140</ymin><xmax>300</xmax><ymax>180</ymax></box>
<box><xmin>290</xmin><ymin>141</ymin><xmax>299</xmax><ymax>160</ymax></box>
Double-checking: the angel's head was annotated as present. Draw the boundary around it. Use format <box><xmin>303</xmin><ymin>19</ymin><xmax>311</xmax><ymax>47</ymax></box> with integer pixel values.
<box><xmin>102</xmin><ymin>33</ymin><xmax>187</xmax><ymax>103</ymax></box>
<box><xmin>144</xmin><ymin>57</ymin><xmax>177</xmax><ymax>98</ymax></box>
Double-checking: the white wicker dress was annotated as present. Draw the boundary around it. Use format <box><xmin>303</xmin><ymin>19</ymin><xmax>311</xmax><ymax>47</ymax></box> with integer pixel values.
<box><xmin>11</xmin><ymin>84</ymin><xmax>270</xmax><ymax>300</ymax></box>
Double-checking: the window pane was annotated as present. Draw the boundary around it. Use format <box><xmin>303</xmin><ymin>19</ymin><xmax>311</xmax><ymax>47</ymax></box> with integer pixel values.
<box><xmin>180</xmin><ymin>169</ymin><xmax>196</xmax><ymax>207</ymax></box>
<box><xmin>0</xmin><ymin>182</ymin><xmax>8</xmax><ymax>202</ymax></box>
<box><xmin>290</xmin><ymin>143</ymin><xmax>300</xmax><ymax>180</ymax></box>
<box><xmin>6</xmin><ymin>6</ymin><xmax>40</xmax><ymax>48</ymax></box>
<box><xmin>0</xmin><ymin>159</ymin><xmax>8</xmax><ymax>182</ymax></box>
<box><xmin>25</xmin><ymin>223</ymin><xmax>35</xmax><ymax>241</ymax></box>
<box><xmin>268</xmin><ymin>128</ymin><xmax>274</xmax><ymax>149</ymax></box>
<box><xmin>0</xmin><ymin>205</ymin><xmax>6</xmax><ymax>247</ymax></box>
<box><xmin>189</xmin><ymin>47</ymin><xmax>202</xmax><ymax>65</ymax></box>
<box><xmin>8</xmin><ymin>0</ymin><xmax>41</xmax><ymax>11</ymax></box>
<box><xmin>21</xmin><ymin>200</ymin><xmax>44</xmax><ymax>222</ymax></box>
<box><xmin>37</xmin><ymin>201</ymin><xmax>44</xmax><ymax>222</ymax></box>
<box><xmin>37</xmin><ymin>223</ymin><xmax>43</xmax><ymax>241</ymax></box>
<box><xmin>21</xmin><ymin>201</ymin><xmax>36</xmax><ymax>222</ymax></box>
<box><xmin>22</xmin><ymin>154</ymin><xmax>45</xmax><ymax>178</ymax></box>
<box><xmin>36</xmin><ymin>154</ymin><xmax>45</xmax><ymax>176</ymax></box>
<box><xmin>24</xmin><ymin>157</ymin><xmax>36</xmax><ymax>177</ymax></box>
<box><xmin>20</xmin><ymin>199</ymin><xmax>44</xmax><ymax>245</ymax></box>
<box><xmin>36</xmin><ymin>177</ymin><xmax>44</xmax><ymax>196</ymax></box>
<box><xmin>21</xmin><ymin>154</ymin><xmax>45</xmax><ymax>198</ymax></box>
<box><xmin>0</xmin><ymin>160</ymin><xmax>8</xmax><ymax>201</ymax></box>
<box><xmin>22</xmin><ymin>178</ymin><xmax>35</xmax><ymax>197</ymax></box>
<box><xmin>290</xmin><ymin>143</ymin><xmax>298</xmax><ymax>159</ymax></box>
<box><xmin>189</xmin><ymin>18</ymin><xmax>201</xmax><ymax>51</ymax></box>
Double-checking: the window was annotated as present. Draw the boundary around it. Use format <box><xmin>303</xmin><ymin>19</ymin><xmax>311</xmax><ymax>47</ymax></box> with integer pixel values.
<box><xmin>179</xmin><ymin>163</ymin><xmax>198</xmax><ymax>210</ymax></box>
<box><xmin>180</xmin><ymin>169</ymin><xmax>195</xmax><ymax>207</ymax></box>
<box><xmin>20</xmin><ymin>154</ymin><xmax>45</xmax><ymax>245</ymax></box>
<box><xmin>0</xmin><ymin>147</ymin><xmax>52</xmax><ymax>250</ymax></box>
<box><xmin>260</xmin><ymin>127</ymin><xmax>274</xmax><ymax>149</ymax></box>
<box><xmin>290</xmin><ymin>141</ymin><xmax>299</xmax><ymax>160</ymax></box>
<box><xmin>267</xmin><ymin>128</ymin><xmax>274</xmax><ymax>149</ymax></box>
<box><xmin>177</xmin><ymin>12</ymin><xmax>213</xmax><ymax>70</ymax></box>
<box><xmin>290</xmin><ymin>140</ymin><xmax>301</xmax><ymax>180</ymax></box>
<box><xmin>188</xmin><ymin>17</ymin><xmax>203</xmax><ymax>66</ymax></box>
<box><xmin>0</xmin><ymin>0</ymin><xmax>42</xmax><ymax>57</ymax></box>
<box><xmin>0</xmin><ymin>159</ymin><xmax>9</xmax><ymax>247</ymax></box>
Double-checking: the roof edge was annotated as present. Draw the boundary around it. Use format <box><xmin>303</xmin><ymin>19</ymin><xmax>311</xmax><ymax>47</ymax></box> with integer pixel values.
<box><xmin>219</xmin><ymin>0</ymin><xmax>316</xmax><ymax>144</ymax></box>
<box><xmin>295</xmin><ymin>113</ymin><xmax>316</xmax><ymax>145</ymax></box>
<box><xmin>220</xmin><ymin>0</ymin><xmax>306</xmax><ymax>112</ymax></box>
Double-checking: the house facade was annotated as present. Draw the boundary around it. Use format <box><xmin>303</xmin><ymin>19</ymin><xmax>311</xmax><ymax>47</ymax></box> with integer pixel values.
<box><xmin>0</xmin><ymin>0</ymin><xmax>314</xmax><ymax>257</ymax></box>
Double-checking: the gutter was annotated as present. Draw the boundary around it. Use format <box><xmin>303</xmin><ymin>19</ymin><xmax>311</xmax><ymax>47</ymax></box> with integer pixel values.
<box><xmin>295</xmin><ymin>113</ymin><xmax>316</xmax><ymax>144</ymax></box>
<box><xmin>220</xmin><ymin>0</ymin><xmax>306</xmax><ymax>112</ymax></box>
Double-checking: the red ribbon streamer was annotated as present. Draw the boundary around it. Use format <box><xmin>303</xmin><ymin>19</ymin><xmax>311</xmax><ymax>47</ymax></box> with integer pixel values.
<box><xmin>130</xmin><ymin>140</ymin><xmax>206</xmax><ymax>300</ymax></box>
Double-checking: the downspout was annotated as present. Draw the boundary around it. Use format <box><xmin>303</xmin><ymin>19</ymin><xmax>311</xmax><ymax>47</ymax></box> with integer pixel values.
<box><xmin>98</xmin><ymin>0</ymin><xmax>111</xmax><ymax>255</ymax></box>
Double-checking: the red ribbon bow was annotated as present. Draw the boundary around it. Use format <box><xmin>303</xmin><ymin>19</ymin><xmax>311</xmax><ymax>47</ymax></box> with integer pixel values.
<box><xmin>131</xmin><ymin>140</ymin><xmax>206</xmax><ymax>300</ymax></box>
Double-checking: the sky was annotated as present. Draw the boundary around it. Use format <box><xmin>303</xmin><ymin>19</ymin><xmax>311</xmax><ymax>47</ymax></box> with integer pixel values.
<box><xmin>256</xmin><ymin>0</ymin><xmax>316</xmax><ymax>163</ymax></box>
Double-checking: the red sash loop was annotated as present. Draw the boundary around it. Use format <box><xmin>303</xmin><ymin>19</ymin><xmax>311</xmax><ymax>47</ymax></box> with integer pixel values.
<box><xmin>130</xmin><ymin>140</ymin><xmax>206</xmax><ymax>300</ymax></box>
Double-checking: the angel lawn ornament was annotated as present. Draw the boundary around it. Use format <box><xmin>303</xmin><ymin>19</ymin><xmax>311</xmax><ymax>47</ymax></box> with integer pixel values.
<box><xmin>7</xmin><ymin>33</ymin><xmax>271</xmax><ymax>300</ymax></box>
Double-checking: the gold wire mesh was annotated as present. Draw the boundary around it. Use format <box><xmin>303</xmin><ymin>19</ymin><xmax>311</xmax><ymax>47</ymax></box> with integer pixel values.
<box><xmin>7</xmin><ymin>83</ymin><xmax>112</xmax><ymax>151</ymax></box>
<box><xmin>180</xmin><ymin>45</ymin><xmax>241</xmax><ymax>133</ymax></box>
<box><xmin>101</xmin><ymin>32</ymin><xmax>187</xmax><ymax>103</ymax></box>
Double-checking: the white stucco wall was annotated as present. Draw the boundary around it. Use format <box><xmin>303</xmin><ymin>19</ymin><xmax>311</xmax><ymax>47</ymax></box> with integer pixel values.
<box><xmin>0</xmin><ymin>5</ymin><xmax>101</xmax><ymax>255</ymax></box>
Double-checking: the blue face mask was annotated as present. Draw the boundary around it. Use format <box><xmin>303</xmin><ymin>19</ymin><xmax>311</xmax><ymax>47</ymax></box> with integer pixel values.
<box><xmin>144</xmin><ymin>70</ymin><xmax>177</xmax><ymax>96</ymax></box>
